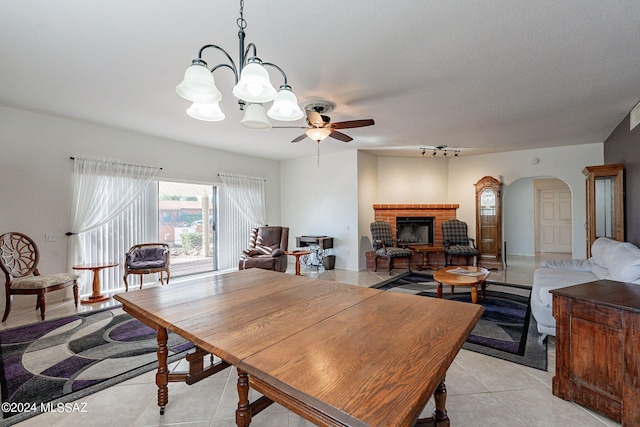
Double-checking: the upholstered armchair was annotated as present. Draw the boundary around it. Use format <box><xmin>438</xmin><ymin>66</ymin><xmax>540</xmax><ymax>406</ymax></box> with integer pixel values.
<box><xmin>370</xmin><ymin>221</ymin><xmax>413</xmax><ymax>272</ymax></box>
<box><xmin>123</xmin><ymin>243</ymin><xmax>170</xmax><ymax>291</ymax></box>
<box><xmin>239</xmin><ymin>226</ymin><xmax>289</xmax><ymax>272</ymax></box>
<box><xmin>442</xmin><ymin>219</ymin><xmax>478</xmax><ymax>266</ymax></box>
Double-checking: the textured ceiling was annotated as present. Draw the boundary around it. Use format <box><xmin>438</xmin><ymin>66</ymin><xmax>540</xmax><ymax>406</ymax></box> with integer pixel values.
<box><xmin>1</xmin><ymin>1</ymin><xmax>639</xmax><ymax>160</ymax></box>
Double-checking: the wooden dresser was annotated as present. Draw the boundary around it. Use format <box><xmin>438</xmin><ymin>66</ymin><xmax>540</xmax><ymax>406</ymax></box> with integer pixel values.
<box><xmin>552</xmin><ymin>280</ymin><xmax>640</xmax><ymax>426</ymax></box>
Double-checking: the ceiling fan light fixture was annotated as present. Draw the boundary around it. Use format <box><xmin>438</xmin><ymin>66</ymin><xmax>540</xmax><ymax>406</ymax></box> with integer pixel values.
<box><xmin>240</xmin><ymin>103</ymin><xmax>272</xmax><ymax>130</ymax></box>
<box><xmin>232</xmin><ymin>58</ymin><xmax>277</xmax><ymax>103</ymax></box>
<box><xmin>306</xmin><ymin>127</ymin><xmax>332</xmax><ymax>142</ymax></box>
<box><xmin>186</xmin><ymin>101</ymin><xmax>225</xmax><ymax>122</ymax></box>
<box><xmin>176</xmin><ymin>61</ymin><xmax>223</xmax><ymax>103</ymax></box>
<box><xmin>267</xmin><ymin>85</ymin><xmax>304</xmax><ymax>121</ymax></box>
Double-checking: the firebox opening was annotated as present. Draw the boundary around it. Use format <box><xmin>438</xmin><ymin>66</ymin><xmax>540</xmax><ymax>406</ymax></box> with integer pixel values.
<box><xmin>396</xmin><ymin>217</ymin><xmax>434</xmax><ymax>246</ymax></box>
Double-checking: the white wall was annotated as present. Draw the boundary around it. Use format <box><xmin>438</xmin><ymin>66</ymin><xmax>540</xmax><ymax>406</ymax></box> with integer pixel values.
<box><xmin>357</xmin><ymin>151</ymin><xmax>378</xmax><ymax>270</ymax></box>
<box><xmin>377</xmin><ymin>157</ymin><xmax>449</xmax><ymax>203</ymax></box>
<box><xmin>0</xmin><ymin>106</ymin><xmax>282</xmax><ymax>310</ymax></box>
<box><xmin>503</xmin><ymin>177</ymin><xmax>536</xmax><ymax>256</ymax></box>
<box><xmin>280</xmin><ymin>150</ymin><xmax>360</xmax><ymax>270</ymax></box>
<box><xmin>447</xmin><ymin>144</ymin><xmax>603</xmax><ymax>258</ymax></box>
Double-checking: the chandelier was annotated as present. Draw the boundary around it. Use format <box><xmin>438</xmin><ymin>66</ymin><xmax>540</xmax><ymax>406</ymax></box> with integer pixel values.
<box><xmin>176</xmin><ymin>0</ymin><xmax>304</xmax><ymax>129</ymax></box>
<box><xmin>420</xmin><ymin>145</ymin><xmax>460</xmax><ymax>158</ymax></box>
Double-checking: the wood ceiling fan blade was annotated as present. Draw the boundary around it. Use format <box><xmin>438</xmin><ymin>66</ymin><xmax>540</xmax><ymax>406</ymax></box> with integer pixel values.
<box><xmin>330</xmin><ymin>119</ymin><xmax>375</xmax><ymax>129</ymax></box>
<box><xmin>291</xmin><ymin>133</ymin><xmax>309</xmax><ymax>143</ymax></box>
<box><xmin>328</xmin><ymin>130</ymin><xmax>353</xmax><ymax>143</ymax></box>
<box><xmin>306</xmin><ymin>110</ymin><xmax>325</xmax><ymax>128</ymax></box>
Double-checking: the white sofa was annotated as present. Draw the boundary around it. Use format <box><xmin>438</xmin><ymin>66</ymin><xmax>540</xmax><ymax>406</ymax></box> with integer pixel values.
<box><xmin>531</xmin><ymin>237</ymin><xmax>640</xmax><ymax>337</ymax></box>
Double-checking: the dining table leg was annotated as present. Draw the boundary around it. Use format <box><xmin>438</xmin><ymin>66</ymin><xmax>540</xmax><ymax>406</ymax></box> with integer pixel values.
<box><xmin>432</xmin><ymin>377</ymin><xmax>449</xmax><ymax>426</ymax></box>
<box><xmin>236</xmin><ymin>368</ymin><xmax>252</xmax><ymax>427</ymax></box>
<box><xmin>156</xmin><ymin>327</ymin><xmax>169</xmax><ymax>414</ymax></box>
<box><xmin>416</xmin><ymin>376</ymin><xmax>450</xmax><ymax>426</ymax></box>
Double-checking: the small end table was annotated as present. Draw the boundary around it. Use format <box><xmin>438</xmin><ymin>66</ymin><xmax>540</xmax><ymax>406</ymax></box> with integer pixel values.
<box><xmin>73</xmin><ymin>262</ymin><xmax>118</xmax><ymax>304</ymax></box>
<box><xmin>285</xmin><ymin>250</ymin><xmax>311</xmax><ymax>276</ymax></box>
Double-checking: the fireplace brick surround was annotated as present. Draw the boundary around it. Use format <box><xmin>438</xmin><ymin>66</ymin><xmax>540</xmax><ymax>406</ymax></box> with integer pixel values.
<box><xmin>366</xmin><ymin>204</ymin><xmax>459</xmax><ymax>270</ymax></box>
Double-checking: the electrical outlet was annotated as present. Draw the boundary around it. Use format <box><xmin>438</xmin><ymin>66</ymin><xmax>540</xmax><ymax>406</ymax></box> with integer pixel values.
<box><xmin>45</xmin><ymin>233</ymin><xmax>56</xmax><ymax>242</ymax></box>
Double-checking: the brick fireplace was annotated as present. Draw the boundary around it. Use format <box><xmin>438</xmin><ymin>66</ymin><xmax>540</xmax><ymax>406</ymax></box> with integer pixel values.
<box><xmin>366</xmin><ymin>204</ymin><xmax>459</xmax><ymax>270</ymax></box>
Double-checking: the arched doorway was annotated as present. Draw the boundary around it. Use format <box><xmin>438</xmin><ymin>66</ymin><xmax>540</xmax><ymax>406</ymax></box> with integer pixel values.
<box><xmin>503</xmin><ymin>177</ymin><xmax>572</xmax><ymax>257</ymax></box>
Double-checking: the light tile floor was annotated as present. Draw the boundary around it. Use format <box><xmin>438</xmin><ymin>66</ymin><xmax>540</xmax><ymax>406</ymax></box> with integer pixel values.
<box><xmin>3</xmin><ymin>255</ymin><xmax>622</xmax><ymax>427</ymax></box>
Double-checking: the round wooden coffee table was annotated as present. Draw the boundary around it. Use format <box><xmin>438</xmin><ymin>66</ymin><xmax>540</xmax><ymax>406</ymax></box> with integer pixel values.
<box><xmin>433</xmin><ymin>266</ymin><xmax>490</xmax><ymax>304</ymax></box>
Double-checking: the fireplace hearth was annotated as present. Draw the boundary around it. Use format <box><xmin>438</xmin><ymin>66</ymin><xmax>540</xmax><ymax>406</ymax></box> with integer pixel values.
<box><xmin>396</xmin><ymin>217</ymin><xmax>434</xmax><ymax>246</ymax></box>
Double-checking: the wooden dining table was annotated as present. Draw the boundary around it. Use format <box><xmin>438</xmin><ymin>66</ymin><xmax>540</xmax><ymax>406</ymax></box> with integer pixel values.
<box><xmin>114</xmin><ymin>268</ymin><xmax>483</xmax><ymax>427</ymax></box>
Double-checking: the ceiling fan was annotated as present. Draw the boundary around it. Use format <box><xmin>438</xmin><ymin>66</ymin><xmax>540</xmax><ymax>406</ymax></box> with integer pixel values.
<box><xmin>275</xmin><ymin>102</ymin><xmax>375</xmax><ymax>144</ymax></box>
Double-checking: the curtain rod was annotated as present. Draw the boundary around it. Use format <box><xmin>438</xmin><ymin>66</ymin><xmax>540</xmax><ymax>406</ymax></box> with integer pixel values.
<box><xmin>69</xmin><ymin>156</ymin><xmax>162</xmax><ymax>170</ymax></box>
<box><xmin>218</xmin><ymin>173</ymin><xmax>266</xmax><ymax>182</ymax></box>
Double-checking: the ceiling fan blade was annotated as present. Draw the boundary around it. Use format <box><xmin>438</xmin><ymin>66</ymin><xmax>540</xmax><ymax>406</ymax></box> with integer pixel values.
<box><xmin>306</xmin><ymin>110</ymin><xmax>325</xmax><ymax>128</ymax></box>
<box><xmin>291</xmin><ymin>133</ymin><xmax>309</xmax><ymax>143</ymax></box>
<box><xmin>328</xmin><ymin>130</ymin><xmax>353</xmax><ymax>143</ymax></box>
<box><xmin>330</xmin><ymin>119</ymin><xmax>375</xmax><ymax>130</ymax></box>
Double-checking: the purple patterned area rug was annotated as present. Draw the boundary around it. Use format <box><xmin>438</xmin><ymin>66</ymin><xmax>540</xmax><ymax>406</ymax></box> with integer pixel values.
<box><xmin>0</xmin><ymin>306</ymin><xmax>194</xmax><ymax>426</ymax></box>
<box><xmin>374</xmin><ymin>272</ymin><xmax>547</xmax><ymax>371</ymax></box>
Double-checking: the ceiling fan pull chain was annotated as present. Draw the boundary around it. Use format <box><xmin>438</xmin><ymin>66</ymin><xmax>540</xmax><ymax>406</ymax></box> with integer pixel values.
<box><xmin>317</xmin><ymin>143</ymin><xmax>320</xmax><ymax>168</ymax></box>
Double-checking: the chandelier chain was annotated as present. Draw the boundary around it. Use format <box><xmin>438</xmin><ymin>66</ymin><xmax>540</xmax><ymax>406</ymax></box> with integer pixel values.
<box><xmin>237</xmin><ymin>0</ymin><xmax>247</xmax><ymax>30</ymax></box>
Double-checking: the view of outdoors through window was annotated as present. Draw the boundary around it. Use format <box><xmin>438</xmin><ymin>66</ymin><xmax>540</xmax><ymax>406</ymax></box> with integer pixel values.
<box><xmin>159</xmin><ymin>182</ymin><xmax>216</xmax><ymax>277</ymax></box>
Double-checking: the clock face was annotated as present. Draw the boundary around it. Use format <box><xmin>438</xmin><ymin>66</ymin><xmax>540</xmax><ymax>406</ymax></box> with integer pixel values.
<box><xmin>481</xmin><ymin>189</ymin><xmax>496</xmax><ymax>207</ymax></box>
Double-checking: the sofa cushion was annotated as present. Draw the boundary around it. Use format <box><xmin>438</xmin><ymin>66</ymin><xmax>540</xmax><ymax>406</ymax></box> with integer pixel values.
<box><xmin>608</xmin><ymin>242</ymin><xmax>640</xmax><ymax>283</ymax></box>
<box><xmin>539</xmin><ymin>258</ymin><xmax>593</xmax><ymax>271</ymax></box>
<box><xmin>591</xmin><ymin>237</ymin><xmax>622</xmax><ymax>271</ymax></box>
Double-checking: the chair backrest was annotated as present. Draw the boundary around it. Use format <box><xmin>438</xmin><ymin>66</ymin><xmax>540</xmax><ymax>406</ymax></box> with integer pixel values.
<box><xmin>126</xmin><ymin>243</ymin><xmax>169</xmax><ymax>268</ymax></box>
<box><xmin>249</xmin><ymin>226</ymin><xmax>288</xmax><ymax>254</ymax></box>
<box><xmin>370</xmin><ymin>221</ymin><xmax>393</xmax><ymax>249</ymax></box>
<box><xmin>0</xmin><ymin>232</ymin><xmax>39</xmax><ymax>278</ymax></box>
<box><xmin>442</xmin><ymin>219</ymin><xmax>470</xmax><ymax>245</ymax></box>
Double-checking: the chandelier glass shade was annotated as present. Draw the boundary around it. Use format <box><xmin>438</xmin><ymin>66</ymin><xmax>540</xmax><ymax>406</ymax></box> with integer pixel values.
<box><xmin>186</xmin><ymin>101</ymin><xmax>225</xmax><ymax>122</ymax></box>
<box><xmin>232</xmin><ymin>59</ymin><xmax>277</xmax><ymax>103</ymax></box>
<box><xmin>176</xmin><ymin>1</ymin><xmax>303</xmax><ymax>128</ymax></box>
<box><xmin>176</xmin><ymin>62</ymin><xmax>223</xmax><ymax>103</ymax></box>
<box><xmin>239</xmin><ymin>103</ymin><xmax>272</xmax><ymax>130</ymax></box>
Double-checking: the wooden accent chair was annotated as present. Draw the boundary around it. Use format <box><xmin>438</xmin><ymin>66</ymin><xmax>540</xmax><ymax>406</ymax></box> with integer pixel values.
<box><xmin>442</xmin><ymin>219</ymin><xmax>479</xmax><ymax>266</ymax></box>
<box><xmin>123</xmin><ymin>243</ymin><xmax>170</xmax><ymax>291</ymax></box>
<box><xmin>239</xmin><ymin>226</ymin><xmax>289</xmax><ymax>272</ymax></box>
<box><xmin>370</xmin><ymin>221</ymin><xmax>413</xmax><ymax>272</ymax></box>
<box><xmin>0</xmin><ymin>232</ymin><xmax>79</xmax><ymax>322</ymax></box>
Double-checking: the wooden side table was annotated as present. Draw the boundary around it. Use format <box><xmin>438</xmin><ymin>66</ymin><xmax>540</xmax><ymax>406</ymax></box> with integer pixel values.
<box><xmin>552</xmin><ymin>280</ymin><xmax>640</xmax><ymax>425</ymax></box>
<box><xmin>73</xmin><ymin>262</ymin><xmax>118</xmax><ymax>304</ymax></box>
<box><xmin>407</xmin><ymin>244</ymin><xmax>442</xmax><ymax>270</ymax></box>
<box><xmin>285</xmin><ymin>250</ymin><xmax>311</xmax><ymax>276</ymax></box>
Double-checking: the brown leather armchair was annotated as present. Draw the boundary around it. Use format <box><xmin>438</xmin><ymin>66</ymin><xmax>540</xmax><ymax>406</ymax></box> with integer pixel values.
<box><xmin>238</xmin><ymin>226</ymin><xmax>289</xmax><ymax>272</ymax></box>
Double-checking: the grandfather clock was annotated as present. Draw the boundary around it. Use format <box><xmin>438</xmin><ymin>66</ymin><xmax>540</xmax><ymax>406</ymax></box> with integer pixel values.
<box><xmin>475</xmin><ymin>176</ymin><xmax>503</xmax><ymax>270</ymax></box>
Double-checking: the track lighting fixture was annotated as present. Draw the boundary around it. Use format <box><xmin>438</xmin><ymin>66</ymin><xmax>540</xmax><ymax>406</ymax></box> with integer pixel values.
<box><xmin>419</xmin><ymin>145</ymin><xmax>461</xmax><ymax>158</ymax></box>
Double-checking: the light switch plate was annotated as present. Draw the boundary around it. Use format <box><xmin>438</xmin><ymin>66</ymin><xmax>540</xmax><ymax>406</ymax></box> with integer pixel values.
<box><xmin>45</xmin><ymin>233</ymin><xmax>56</xmax><ymax>242</ymax></box>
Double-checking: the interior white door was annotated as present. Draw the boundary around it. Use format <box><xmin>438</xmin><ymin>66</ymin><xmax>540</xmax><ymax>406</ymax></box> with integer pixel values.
<box><xmin>538</xmin><ymin>184</ymin><xmax>572</xmax><ymax>253</ymax></box>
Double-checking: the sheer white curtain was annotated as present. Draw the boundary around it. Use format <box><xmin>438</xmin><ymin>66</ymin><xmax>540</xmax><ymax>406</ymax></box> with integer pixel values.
<box><xmin>68</xmin><ymin>157</ymin><xmax>160</xmax><ymax>294</ymax></box>
<box><xmin>218</xmin><ymin>174</ymin><xmax>266</xmax><ymax>270</ymax></box>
